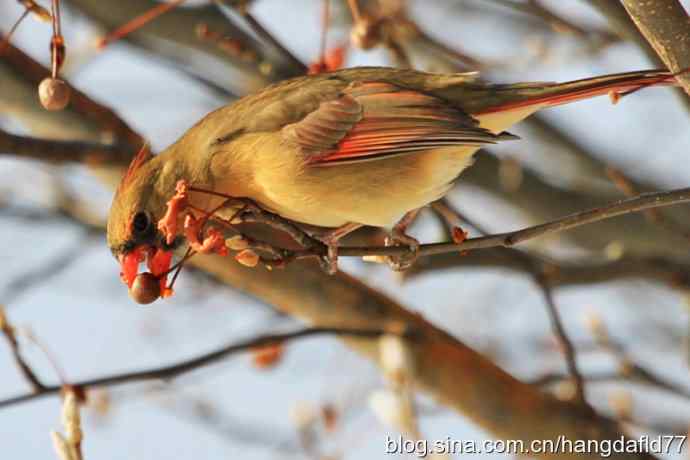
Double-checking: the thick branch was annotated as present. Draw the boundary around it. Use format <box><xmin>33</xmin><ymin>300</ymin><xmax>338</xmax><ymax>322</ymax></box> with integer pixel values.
<box><xmin>620</xmin><ymin>0</ymin><xmax>690</xmax><ymax>96</ymax></box>
<box><xmin>586</xmin><ymin>1</ymin><xmax>665</xmax><ymax>62</ymax></box>
<box><xmin>234</xmin><ymin>6</ymin><xmax>307</xmax><ymax>73</ymax></box>
<box><xmin>407</xmin><ymin>249</ymin><xmax>690</xmax><ymax>289</ymax></box>
<box><xmin>63</xmin><ymin>0</ymin><xmax>303</xmax><ymax>91</ymax></box>
<box><xmin>0</xmin><ymin>128</ymin><xmax>132</xmax><ymax>165</ymax></box>
<box><xmin>586</xmin><ymin>0</ymin><xmax>690</xmax><ymax>113</ymax></box>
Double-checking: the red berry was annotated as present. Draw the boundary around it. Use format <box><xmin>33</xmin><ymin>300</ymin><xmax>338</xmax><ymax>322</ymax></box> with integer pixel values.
<box><xmin>129</xmin><ymin>272</ymin><xmax>161</xmax><ymax>305</ymax></box>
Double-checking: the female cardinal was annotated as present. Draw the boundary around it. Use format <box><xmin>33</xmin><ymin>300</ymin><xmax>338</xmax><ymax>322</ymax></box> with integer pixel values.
<box><xmin>106</xmin><ymin>66</ymin><xmax>675</xmax><ymax>298</ymax></box>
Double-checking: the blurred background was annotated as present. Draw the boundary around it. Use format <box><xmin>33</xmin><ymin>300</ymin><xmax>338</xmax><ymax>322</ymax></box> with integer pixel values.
<box><xmin>2</xmin><ymin>0</ymin><xmax>690</xmax><ymax>458</ymax></box>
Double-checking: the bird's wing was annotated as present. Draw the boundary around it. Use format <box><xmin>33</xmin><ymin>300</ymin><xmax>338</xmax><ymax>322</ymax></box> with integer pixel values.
<box><xmin>281</xmin><ymin>81</ymin><xmax>516</xmax><ymax>166</ymax></box>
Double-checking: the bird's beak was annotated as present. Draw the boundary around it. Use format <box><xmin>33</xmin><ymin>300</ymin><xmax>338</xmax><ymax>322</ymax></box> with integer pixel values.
<box><xmin>119</xmin><ymin>246</ymin><xmax>145</xmax><ymax>288</ymax></box>
<box><xmin>118</xmin><ymin>245</ymin><xmax>173</xmax><ymax>291</ymax></box>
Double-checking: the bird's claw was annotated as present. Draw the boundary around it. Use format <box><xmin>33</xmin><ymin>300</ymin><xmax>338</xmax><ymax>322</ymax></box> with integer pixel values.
<box><xmin>314</xmin><ymin>222</ymin><xmax>362</xmax><ymax>275</ymax></box>
<box><xmin>319</xmin><ymin>244</ymin><xmax>339</xmax><ymax>275</ymax></box>
<box><xmin>385</xmin><ymin>232</ymin><xmax>419</xmax><ymax>271</ymax></box>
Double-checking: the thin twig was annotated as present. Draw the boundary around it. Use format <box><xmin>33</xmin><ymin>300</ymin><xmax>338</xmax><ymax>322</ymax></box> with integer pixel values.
<box><xmin>0</xmin><ymin>8</ymin><xmax>30</xmax><ymax>55</ymax></box>
<box><xmin>408</xmin><ymin>21</ymin><xmax>482</xmax><ymax>69</ymax></box>
<box><xmin>319</xmin><ymin>0</ymin><xmax>330</xmax><ymax>65</ymax></box>
<box><xmin>3</xmin><ymin>231</ymin><xmax>97</xmax><ymax>305</ymax></box>
<box><xmin>0</xmin><ymin>327</ymin><xmax>390</xmax><ymax>409</ymax></box>
<box><xmin>535</xmin><ymin>278</ymin><xmax>585</xmax><ymax>403</ymax></box>
<box><xmin>186</xmin><ymin>185</ymin><xmax>690</xmax><ymax>271</ymax></box>
<box><xmin>432</xmin><ymin>199</ymin><xmax>586</xmax><ymax>404</ymax></box>
<box><xmin>339</xmin><ymin>187</ymin><xmax>690</xmax><ymax>258</ymax></box>
<box><xmin>97</xmin><ymin>0</ymin><xmax>187</xmax><ymax>48</ymax></box>
<box><xmin>533</xmin><ymin>337</ymin><xmax>690</xmax><ymax>401</ymax></box>
<box><xmin>0</xmin><ymin>308</ymin><xmax>45</xmax><ymax>392</ymax></box>
<box><xmin>606</xmin><ymin>167</ymin><xmax>690</xmax><ymax>244</ymax></box>
<box><xmin>483</xmin><ymin>0</ymin><xmax>618</xmax><ymax>44</ymax></box>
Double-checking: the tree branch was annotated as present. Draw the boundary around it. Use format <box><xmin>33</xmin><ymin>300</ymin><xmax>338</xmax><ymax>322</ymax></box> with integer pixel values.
<box><xmin>620</xmin><ymin>0</ymin><xmax>690</xmax><ymax>96</ymax></box>
<box><xmin>0</xmin><ymin>307</ymin><xmax>46</xmax><ymax>393</ymax></box>
<box><xmin>63</xmin><ymin>0</ymin><xmax>304</xmax><ymax>90</ymax></box>
<box><xmin>338</xmin><ymin>187</ymin><xmax>690</xmax><ymax>258</ymax></box>
<box><xmin>407</xmin><ymin>248</ymin><xmax>690</xmax><ymax>288</ymax></box>
<box><xmin>0</xmin><ymin>327</ymin><xmax>387</xmax><ymax>409</ymax></box>
<box><xmin>231</xmin><ymin>4</ymin><xmax>307</xmax><ymax>74</ymax></box>
<box><xmin>0</xmin><ymin>128</ymin><xmax>132</xmax><ymax>165</ymax></box>
<box><xmin>586</xmin><ymin>0</ymin><xmax>690</xmax><ymax>113</ymax></box>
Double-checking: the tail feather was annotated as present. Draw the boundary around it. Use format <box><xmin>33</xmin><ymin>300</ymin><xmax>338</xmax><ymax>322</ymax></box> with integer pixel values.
<box><xmin>474</xmin><ymin>70</ymin><xmax>675</xmax><ymax>114</ymax></box>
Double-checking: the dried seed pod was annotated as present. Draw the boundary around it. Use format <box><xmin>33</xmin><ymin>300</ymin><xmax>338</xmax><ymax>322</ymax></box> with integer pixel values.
<box><xmin>251</xmin><ymin>342</ymin><xmax>284</xmax><ymax>369</ymax></box>
<box><xmin>38</xmin><ymin>77</ymin><xmax>70</xmax><ymax>111</ymax></box>
<box><xmin>452</xmin><ymin>227</ymin><xmax>468</xmax><ymax>244</ymax></box>
<box><xmin>235</xmin><ymin>249</ymin><xmax>259</xmax><ymax>267</ymax></box>
<box><xmin>225</xmin><ymin>235</ymin><xmax>249</xmax><ymax>251</ymax></box>
<box><xmin>128</xmin><ymin>272</ymin><xmax>160</xmax><ymax>304</ymax></box>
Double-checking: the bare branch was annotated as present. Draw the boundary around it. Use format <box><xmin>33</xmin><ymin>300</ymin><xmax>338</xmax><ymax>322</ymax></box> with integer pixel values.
<box><xmin>431</xmin><ymin>199</ymin><xmax>587</xmax><ymax>404</ymax></box>
<box><xmin>536</xmin><ymin>281</ymin><xmax>586</xmax><ymax>403</ymax></box>
<box><xmin>230</xmin><ymin>3</ymin><xmax>307</xmax><ymax>74</ymax></box>
<box><xmin>0</xmin><ymin>128</ymin><xmax>132</xmax><ymax>165</ymax></box>
<box><xmin>408</xmin><ymin>248</ymin><xmax>690</xmax><ymax>289</ymax></box>
<box><xmin>0</xmin><ymin>307</ymin><xmax>45</xmax><ymax>392</ymax></box>
<box><xmin>339</xmin><ymin>187</ymin><xmax>690</xmax><ymax>259</ymax></box>
<box><xmin>0</xmin><ymin>327</ymin><xmax>388</xmax><ymax>409</ymax></box>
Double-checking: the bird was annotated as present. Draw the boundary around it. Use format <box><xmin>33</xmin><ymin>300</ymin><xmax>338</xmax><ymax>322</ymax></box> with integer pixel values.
<box><xmin>106</xmin><ymin>66</ymin><xmax>676</xmax><ymax>303</ymax></box>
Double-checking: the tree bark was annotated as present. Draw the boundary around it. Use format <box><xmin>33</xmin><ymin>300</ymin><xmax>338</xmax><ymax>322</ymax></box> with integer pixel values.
<box><xmin>620</xmin><ymin>0</ymin><xmax>690</xmax><ymax>96</ymax></box>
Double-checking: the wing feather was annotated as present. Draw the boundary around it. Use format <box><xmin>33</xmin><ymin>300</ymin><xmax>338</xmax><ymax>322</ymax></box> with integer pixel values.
<box><xmin>281</xmin><ymin>81</ymin><xmax>516</xmax><ymax>166</ymax></box>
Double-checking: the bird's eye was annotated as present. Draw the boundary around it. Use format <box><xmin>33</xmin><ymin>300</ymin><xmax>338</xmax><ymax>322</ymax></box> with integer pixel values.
<box><xmin>132</xmin><ymin>211</ymin><xmax>152</xmax><ymax>236</ymax></box>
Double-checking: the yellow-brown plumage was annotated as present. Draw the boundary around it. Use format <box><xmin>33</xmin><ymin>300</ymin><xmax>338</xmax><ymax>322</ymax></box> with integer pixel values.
<box><xmin>106</xmin><ymin>66</ymin><xmax>675</xmax><ymax>292</ymax></box>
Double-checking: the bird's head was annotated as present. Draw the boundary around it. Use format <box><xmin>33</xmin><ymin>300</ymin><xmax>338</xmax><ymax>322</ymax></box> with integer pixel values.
<box><xmin>107</xmin><ymin>146</ymin><xmax>181</xmax><ymax>302</ymax></box>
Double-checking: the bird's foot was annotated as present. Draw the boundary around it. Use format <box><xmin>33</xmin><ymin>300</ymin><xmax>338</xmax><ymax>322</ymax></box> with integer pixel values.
<box><xmin>157</xmin><ymin>179</ymin><xmax>189</xmax><ymax>245</ymax></box>
<box><xmin>315</xmin><ymin>222</ymin><xmax>362</xmax><ymax>275</ymax></box>
<box><xmin>184</xmin><ymin>214</ymin><xmax>228</xmax><ymax>256</ymax></box>
<box><xmin>319</xmin><ymin>244</ymin><xmax>339</xmax><ymax>275</ymax></box>
<box><xmin>384</xmin><ymin>209</ymin><xmax>421</xmax><ymax>271</ymax></box>
<box><xmin>385</xmin><ymin>231</ymin><xmax>419</xmax><ymax>271</ymax></box>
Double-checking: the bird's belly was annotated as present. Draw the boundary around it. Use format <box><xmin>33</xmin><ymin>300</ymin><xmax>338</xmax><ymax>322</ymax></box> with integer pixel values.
<box><xmin>252</xmin><ymin>145</ymin><xmax>480</xmax><ymax>228</ymax></box>
<box><xmin>251</xmin><ymin>106</ymin><xmax>538</xmax><ymax>227</ymax></box>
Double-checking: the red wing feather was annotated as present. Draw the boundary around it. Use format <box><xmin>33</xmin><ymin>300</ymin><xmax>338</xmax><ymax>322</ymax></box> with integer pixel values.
<box><xmin>282</xmin><ymin>82</ymin><xmax>513</xmax><ymax>166</ymax></box>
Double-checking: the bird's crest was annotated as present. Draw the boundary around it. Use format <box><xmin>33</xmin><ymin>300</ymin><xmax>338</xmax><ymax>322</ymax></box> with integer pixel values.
<box><xmin>117</xmin><ymin>143</ymin><xmax>153</xmax><ymax>193</ymax></box>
